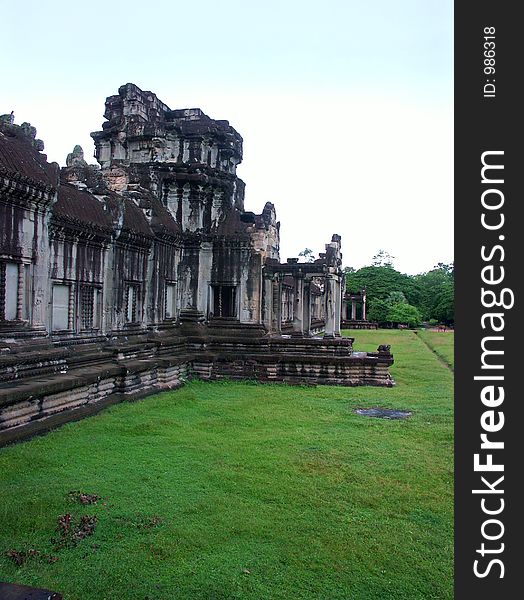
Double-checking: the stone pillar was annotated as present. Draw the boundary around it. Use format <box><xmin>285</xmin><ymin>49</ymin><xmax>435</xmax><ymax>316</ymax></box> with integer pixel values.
<box><xmin>351</xmin><ymin>299</ymin><xmax>357</xmax><ymax>320</ymax></box>
<box><xmin>16</xmin><ymin>262</ymin><xmax>25</xmax><ymax>321</ymax></box>
<box><xmin>334</xmin><ymin>276</ymin><xmax>341</xmax><ymax>337</ymax></box>
<box><xmin>362</xmin><ymin>292</ymin><xmax>367</xmax><ymax>321</ymax></box>
<box><xmin>32</xmin><ymin>205</ymin><xmax>54</xmax><ymax>330</ymax></box>
<box><xmin>272</xmin><ymin>275</ymin><xmax>282</xmax><ymax>335</ymax></box>
<box><xmin>292</xmin><ymin>274</ymin><xmax>304</xmax><ymax>336</ymax></box>
<box><xmin>102</xmin><ymin>244</ymin><xmax>113</xmax><ymax>333</ymax></box>
<box><xmin>68</xmin><ymin>284</ymin><xmax>75</xmax><ymax>330</ymax></box>
<box><xmin>197</xmin><ymin>242</ymin><xmax>213</xmax><ymax>318</ymax></box>
<box><xmin>323</xmin><ymin>274</ymin><xmax>336</xmax><ymax>338</ymax></box>
<box><xmin>179</xmin><ymin>247</ymin><xmax>205</xmax><ymax>323</ymax></box>
<box><xmin>303</xmin><ymin>280</ymin><xmax>312</xmax><ymax>337</ymax></box>
<box><xmin>263</xmin><ymin>275</ymin><xmax>273</xmax><ymax>331</ymax></box>
<box><xmin>341</xmin><ymin>296</ymin><xmax>348</xmax><ymax>321</ymax></box>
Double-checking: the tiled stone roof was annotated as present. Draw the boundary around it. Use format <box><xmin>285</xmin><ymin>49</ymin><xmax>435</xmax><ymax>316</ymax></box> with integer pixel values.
<box><xmin>0</xmin><ymin>122</ymin><xmax>59</xmax><ymax>189</ymax></box>
<box><xmin>52</xmin><ymin>183</ymin><xmax>112</xmax><ymax>234</ymax></box>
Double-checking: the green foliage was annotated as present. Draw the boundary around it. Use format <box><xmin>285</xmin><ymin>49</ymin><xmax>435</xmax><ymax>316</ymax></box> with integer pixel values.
<box><xmin>0</xmin><ymin>332</ymin><xmax>453</xmax><ymax>599</ymax></box>
<box><xmin>387</xmin><ymin>302</ymin><xmax>422</xmax><ymax>328</ymax></box>
<box><xmin>298</xmin><ymin>248</ymin><xmax>315</xmax><ymax>262</ymax></box>
<box><xmin>345</xmin><ymin>256</ymin><xmax>454</xmax><ymax>325</ymax></box>
<box><xmin>386</xmin><ymin>291</ymin><xmax>407</xmax><ymax>305</ymax></box>
<box><xmin>367</xmin><ymin>298</ymin><xmax>390</xmax><ymax>325</ymax></box>
<box><xmin>345</xmin><ymin>265</ymin><xmax>423</xmax><ymax>314</ymax></box>
<box><xmin>432</xmin><ymin>284</ymin><xmax>454</xmax><ymax>325</ymax></box>
<box><xmin>371</xmin><ymin>249</ymin><xmax>395</xmax><ymax>268</ymax></box>
<box><xmin>413</xmin><ymin>264</ymin><xmax>454</xmax><ymax>323</ymax></box>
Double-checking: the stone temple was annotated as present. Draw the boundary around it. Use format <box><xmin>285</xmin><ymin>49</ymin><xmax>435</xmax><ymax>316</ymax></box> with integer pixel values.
<box><xmin>0</xmin><ymin>84</ymin><xmax>393</xmax><ymax>445</ymax></box>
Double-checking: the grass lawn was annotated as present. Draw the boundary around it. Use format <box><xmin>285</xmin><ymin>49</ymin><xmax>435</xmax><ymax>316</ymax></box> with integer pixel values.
<box><xmin>416</xmin><ymin>330</ymin><xmax>455</xmax><ymax>369</ymax></box>
<box><xmin>0</xmin><ymin>330</ymin><xmax>453</xmax><ymax>600</ymax></box>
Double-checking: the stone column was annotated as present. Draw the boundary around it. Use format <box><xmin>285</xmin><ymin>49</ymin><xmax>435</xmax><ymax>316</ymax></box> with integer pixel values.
<box><xmin>334</xmin><ymin>276</ymin><xmax>341</xmax><ymax>337</ymax></box>
<box><xmin>16</xmin><ymin>262</ymin><xmax>25</xmax><ymax>321</ymax></box>
<box><xmin>179</xmin><ymin>246</ymin><xmax>206</xmax><ymax>323</ymax></box>
<box><xmin>263</xmin><ymin>275</ymin><xmax>273</xmax><ymax>332</ymax></box>
<box><xmin>341</xmin><ymin>295</ymin><xmax>348</xmax><ymax>321</ymax></box>
<box><xmin>362</xmin><ymin>292</ymin><xmax>367</xmax><ymax>321</ymax></box>
<box><xmin>292</xmin><ymin>274</ymin><xmax>304</xmax><ymax>336</ymax></box>
<box><xmin>272</xmin><ymin>274</ymin><xmax>282</xmax><ymax>335</ymax></box>
<box><xmin>323</xmin><ymin>274</ymin><xmax>336</xmax><ymax>338</ymax></box>
<box><xmin>101</xmin><ymin>243</ymin><xmax>113</xmax><ymax>333</ymax></box>
<box><xmin>303</xmin><ymin>280</ymin><xmax>312</xmax><ymax>337</ymax></box>
<box><xmin>32</xmin><ymin>205</ymin><xmax>54</xmax><ymax>330</ymax></box>
<box><xmin>351</xmin><ymin>299</ymin><xmax>357</xmax><ymax>320</ymax></box>
<box><xmin>197</xmin><ymin>242</ymin><xmax>213</xmax><ymax>318</ymax></box>
<box><xmin>68</xmin><ymin>284</ymin><xmax>75</xmax><ymax>330</ymax></box>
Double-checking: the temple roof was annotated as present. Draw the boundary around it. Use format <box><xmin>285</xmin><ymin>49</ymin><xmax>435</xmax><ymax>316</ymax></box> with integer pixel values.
<box><xmin>0</xmin><ymin>122</ymin><xmax>59</xmax><ymax>188</ymax></box>
<box><xmin>217</xmin><ymin>208</ymin><xmax>250</xmax><ymax>236</ymax></box>
<box><xmin>121</xmin><ymin>197</ymin><xmax>154</xmax><ymax>237</ymax></box>
<box><xmin>53</xmin><ymin>184</ymin><xmax>112</xmax><ymax>234</ymax></box>
<box><xmin>149</xmin><ymin>196</ymin><xmax>181</xmax><ymax>237</ymax></box>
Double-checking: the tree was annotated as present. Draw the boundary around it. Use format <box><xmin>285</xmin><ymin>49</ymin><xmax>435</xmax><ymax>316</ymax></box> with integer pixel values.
<box><xmin>433</xmin><ymin>284</ymin><xmax>454</xmax><ymax>325</ymax></box>
<box><xmin>387</xmin><ymin>303</ymin><xmax>422</xmax><ymax>328</ymax></box>
<box><xmin>367</xmin><ymin>298</ymin><xmax>390</xmax><ymax>325</ymax></box>
<box><xmin>345</xmin><ymin>266</ymin><xmax>420</xmax><ymax>306</ymax></box>
<box><xmin>371</xmin><ymin>249</ymin><xmax>395</xmax><ymax>268</ymax></box>
<box><xmin>344</xmin><ymin>258</ymin><xmax>453</xmax><ymax>326</ymax></box>
<box><xmin>414</xmin><ymin>263</ymin><xmax>454</xmax><ymax>322</ymax></box>
<box><xmin>435</xmin><ymin>262</ymin><xmax>454</xmax><ymax>276</ymax></box>
<box><xmin>385</xmin><ymin>291</ymin><xmax>407</xmax><ymax>305</ymax></box>
<box><xmin>298</xmin><ymin>248</ymin><xmax>315</xmax><ymax>263</ymax></box>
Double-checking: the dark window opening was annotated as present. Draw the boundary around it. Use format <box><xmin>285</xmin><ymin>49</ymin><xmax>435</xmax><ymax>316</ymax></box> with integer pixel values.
<box><xmin>81</xmin><ymin>286</ymin><xmax>94</xmax><ymax>329</ymax></box>
<box><xmin>80</xmin><ymin>286</ymin><xmax>100</xmax><ymax>330</ymax></box>
<box><xmin>212</xmin><ymin>285</ymin><xmax>237</xmax><ymax>318</ymax></box>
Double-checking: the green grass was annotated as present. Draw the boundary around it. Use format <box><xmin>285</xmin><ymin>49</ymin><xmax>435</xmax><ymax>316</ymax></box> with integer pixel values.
<box><xmin>416</xmin><ymin>330</ymin><xmax>455</xmax><ymax>369</ymax></box>
<box><xmin>0</xmin><ymin>330</ymin><xmax>453</xmax><ymax>600</ymax></box>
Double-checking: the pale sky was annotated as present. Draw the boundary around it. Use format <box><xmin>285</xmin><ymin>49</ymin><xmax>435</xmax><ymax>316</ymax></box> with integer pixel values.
<box><xmin>1</xmin><ymin>0</ymin><xmax>453</xmax><ymax>275</ymax></box>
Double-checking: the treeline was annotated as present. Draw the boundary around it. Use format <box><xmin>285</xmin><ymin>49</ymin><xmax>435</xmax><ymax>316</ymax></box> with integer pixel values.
<box><xmin>344</xmin><ymin>252</ymin><xmax>454</xmax><ymax>328</ymax></box>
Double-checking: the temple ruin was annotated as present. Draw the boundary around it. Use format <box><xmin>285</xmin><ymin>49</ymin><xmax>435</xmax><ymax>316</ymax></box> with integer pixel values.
<box><xmin>342</xmin><ymin>288</ymin><xmax>378</xmax><ymax>329</ymax></box>
<box><xmin>0</xmin><ymin>84</ymin><xmax>393</xmax><ymax>445</ymax></box>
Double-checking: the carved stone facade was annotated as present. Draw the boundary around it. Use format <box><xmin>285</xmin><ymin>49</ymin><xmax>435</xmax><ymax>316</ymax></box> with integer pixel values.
<box><xmin>0</xmin><ymin>84</ymin><xmax>393</xmax><ymax>445</ymax></box>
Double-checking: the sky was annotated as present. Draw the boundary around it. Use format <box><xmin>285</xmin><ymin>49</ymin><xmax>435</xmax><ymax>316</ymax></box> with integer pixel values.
<box><xmin>1</xmin><ymin>0</ymin><xmax>453</xmax><ymax>275</ymax></box>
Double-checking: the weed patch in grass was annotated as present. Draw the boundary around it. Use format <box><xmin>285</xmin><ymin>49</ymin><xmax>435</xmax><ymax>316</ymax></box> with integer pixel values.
<box><xmin>67</xmin><ymin>491</ymin><xmax>101</xmax><ymax>505</ymax></box>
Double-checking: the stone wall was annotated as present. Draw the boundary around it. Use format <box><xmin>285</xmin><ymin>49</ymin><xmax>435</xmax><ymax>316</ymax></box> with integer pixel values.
<box><xmin>0</xmin><ymin>328</ymin><xmax>393</xmax><ymax>445</ymax></box>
